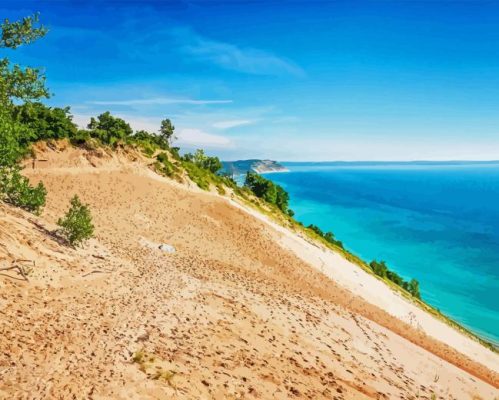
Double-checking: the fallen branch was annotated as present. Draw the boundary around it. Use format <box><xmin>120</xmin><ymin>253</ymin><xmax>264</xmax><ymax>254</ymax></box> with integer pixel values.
<box><xmin>82</xmin><ymin>269</ymin><xmax>113</xmax><ymax>277</ymax></box>
<box><xmin>0</xmin><ymin>259</ymin><xmax>34</xmax><ymax>281</ymax></box>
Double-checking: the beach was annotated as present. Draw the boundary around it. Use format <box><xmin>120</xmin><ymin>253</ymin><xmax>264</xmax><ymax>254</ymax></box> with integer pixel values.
<box><xmin>0</xmin><ymin>143</ymin><xmax>497</xmax><ymax>399</ymax></box>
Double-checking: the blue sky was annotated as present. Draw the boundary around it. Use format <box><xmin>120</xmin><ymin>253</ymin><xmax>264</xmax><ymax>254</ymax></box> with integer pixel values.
<box><xmin>3</xmin><ymin>0</ymin><xmax>499</xmax><ymax>161</ymax></box>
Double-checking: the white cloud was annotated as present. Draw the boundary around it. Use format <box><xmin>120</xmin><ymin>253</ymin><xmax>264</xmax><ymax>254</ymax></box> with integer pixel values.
<box><xmin>212</xmin><ymin>119</ymin><xmax>253</xmax><ymax>129</ymax></box>
<box><xmin>172</xmin><ymin>27</ymin><xmax>305</xmax><ymax>77</ymax></box>
<box><xmin>87</xmin><ymin>97</ymin><xmax>232</xmax><ymax>106</ymax></box>
<box><xmin>176</xmin><ymin>128</ymin><xmax>233</xmax><ymax>148</ymax></box>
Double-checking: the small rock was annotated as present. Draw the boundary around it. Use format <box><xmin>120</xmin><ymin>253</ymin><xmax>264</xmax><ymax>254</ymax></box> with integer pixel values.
<box><xmin>158</xmin><ymin>244</ymin><xmax>175</xmax><ymax>254</ymax></box>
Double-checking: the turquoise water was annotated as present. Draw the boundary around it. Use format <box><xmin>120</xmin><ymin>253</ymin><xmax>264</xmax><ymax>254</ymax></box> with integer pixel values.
<box><xmin>263</xmin><ymin>162</ymin><xmax>499</xmax><ymax>345</ymax></box>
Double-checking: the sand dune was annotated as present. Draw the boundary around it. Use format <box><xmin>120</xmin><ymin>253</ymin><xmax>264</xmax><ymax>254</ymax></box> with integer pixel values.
<box><xmin>0</xmin><ymin>144</ymin><xmax>497</xmax><ymax>399</ymax></box>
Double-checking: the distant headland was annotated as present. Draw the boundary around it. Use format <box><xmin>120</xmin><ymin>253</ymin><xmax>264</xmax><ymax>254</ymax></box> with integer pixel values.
<box><xmin>222</xmin><ymin>159</ymin><xmax>289</xmax><ymax>176</ymax></box>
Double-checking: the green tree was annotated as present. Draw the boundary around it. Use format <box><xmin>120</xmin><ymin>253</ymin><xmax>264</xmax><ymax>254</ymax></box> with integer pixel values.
<box><xmin>202</xmin><ymin>156</ymin><xmax>222</xmax><ymax>174</ymax></box>
<box><xmin>244</xmin><ymin>171</ymin><xmax>289</xmax><ymax>212</ymax></box>
<box><xmin>0</xmin><ymin>13</ymin><xmax>49</xmax><ymax>108</ymax></box>
<box><xmin>0</xmin><ymin>115</ymin><xmax>29</xmax><ymax>167</ymax></box>
<box><xmin>0</xmin><ymin>13</ymin><xmax>49</xmax><ymax>168</ymax></box>
<box><xmin>57</xmin><ymin>195</ymin><xmax>94</xmax><ymax>247</ymax></box>
<box><xmin>160</xmin><ymin>118</ymin><xmax>175</xmax><ymax>146</ymax></box>
<box><xmin>0</xmin><ymin>13</ymin><xmax>47</xmax><ymax>49</ymax></box>
<box><xmin>275</xmin><ymin>185</ymin><xmax>289</xmax><ymax>212</ymax></box>
<box><xmin>13</xmin><ymin>102</ymin><xmax>77</xmax><ymax>145</ymax></box>
<box><xmin>408</xmin><ymin>279</ymin><xmax>421</xmax><ymax>299</ymax></box>
<box><xmin>0</xmin><ymin>14</ymin><xmax>49</xmax><ymax>214</ymax></box>
<box><xmin>88</xmin><ymin>111</ymin><xmax>133</xmax><ymax>145</ymax></box>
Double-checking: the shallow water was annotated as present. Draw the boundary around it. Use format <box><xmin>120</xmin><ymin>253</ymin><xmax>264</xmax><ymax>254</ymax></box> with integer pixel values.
<box><xmin>264</xmin><ymin>162</ymin><xmax>499</xmax><ymax>345</ymax></box>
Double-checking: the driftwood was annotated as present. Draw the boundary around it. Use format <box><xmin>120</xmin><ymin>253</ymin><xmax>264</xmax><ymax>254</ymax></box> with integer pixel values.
<box><xmin>82</xmin><ymin>269</ymin><xmax>113</xmax><ymax>277</ymax></box>
<box><xmin>0</xmin><ymin>259</ymin><xmax>34</xmax><ymax>281</ymax></box>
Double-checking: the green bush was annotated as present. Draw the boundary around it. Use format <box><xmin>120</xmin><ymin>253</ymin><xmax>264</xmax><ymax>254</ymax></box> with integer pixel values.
<box><xmin>87</xmin><ymin>112</ymin><xmax>133</xmax><ymax>146</ymax></box>
<box><xmin>369</xmin><ymin>260</ymin><xmax>421</xmax><ymax>299</ymax></box>
<box><xmin>182</xmin><ymin>161</ymin><xmax>210</xmax><ymax>190</ymax></box>
<box><xmin>155</xmin><ymin>152</ymin><xmax>176</xmax><ymax>177</ymax></box>
<box><xmin>0</xmin><ymin>111</ymin><xmax>30</xmax><ymax>167</ymax></box>
<box><xmin>183</xmin><ymin>149</ymin><xmax>222</xmax><ymax>174</ymax></box>
<box><xmin>0</xmin><ymin>165</ymin><xmax>46</xmax><ymax>214</ymax></box>
<box><xmin>57</xmin><ymin>195</ymin><xmax>94</xmax><ymax>247</ymax></box>
<box><xmin>307</xmin><ymin>224</ymin><xmax>344</xmax><ymax>249</ymax></box>
<box><xmin>244</xmin><ymin>171</ymin><xmax>290</xmax><ymax>213</ymax></box>
<box><xmin>12</xmin><ymin>102</ymin><xmax>77</xmax><ymax>145</ymax></box>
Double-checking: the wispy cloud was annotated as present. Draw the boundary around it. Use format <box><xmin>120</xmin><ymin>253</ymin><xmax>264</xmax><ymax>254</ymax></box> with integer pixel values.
<box><xmin>172</xmin><ymin>27</ymin><xmax>305</xmax><ymax>77</ymax></box>
<box><xmin>87</xmin><ymin>97</ymin><xmax>233</xmax><ymax>106</ymax></box>
<box><xmin>176</xmin><ymin>128</ymin><xmax>233</xmax><ymax>148</ymax></box>
<box><xmin>212</xmin><ymin>119</ymin><xmax>254</xmax><ymax>129</ymax></box>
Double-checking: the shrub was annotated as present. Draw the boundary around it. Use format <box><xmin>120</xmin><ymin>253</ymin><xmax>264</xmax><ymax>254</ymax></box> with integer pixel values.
<box><xmin>155</xmin><ymin>152</ymin><xmax>175</xmax><ymax>177</ymax></box>
<box><xmin>369</xmin><ymin>259</ymin><xmax>421</xmax><ymax>299</ymax></box>
<box><xmin>307</xmin><ymin>224</ymin><xmax>343</xmax><ymax>248</ymax></box>
<box><xmin>87</xmin><ymin>112</ymin><xmax>133</xmax><ymax>145</ymax></box>
<box><xmin>0</xmin><ymin>112</ymin><xmax>29</xmax><ymax>167</ymax></box>
<box><xmin>12</xmin><ymin>102</ymin><xmax>77</xmax><ymax>145</ymax></box>
<box><xmin>244</xmin><ymin>171</ymin><xmax>290</xmax><ymax>213</ymax></box>
<box><xmin>57</xmin><ymin>195</ymin><xmax>94</xmax><ymax>247</ymax></box>
<box><xmin>183</xmin><ymin>149</ymin><xmax>222</xmax><ymax>174</ymax></box>
<box><xmin>182</xmin><ymin>161</ymin><xmax>210</xmax><ymax>190</ymax></box>
<box><xmin>0</xmin><ymin>165</ymin><xmax>46</xmax><ymax>214</ymax></box>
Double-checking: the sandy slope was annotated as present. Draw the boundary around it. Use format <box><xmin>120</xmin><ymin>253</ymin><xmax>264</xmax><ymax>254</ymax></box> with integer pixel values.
<box><xmin>0</xmin><ymin>143</ymin><xmax>498</xmax><ymax>399</ymax></box>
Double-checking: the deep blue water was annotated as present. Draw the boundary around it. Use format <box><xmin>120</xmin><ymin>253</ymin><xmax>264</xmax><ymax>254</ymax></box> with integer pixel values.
<box><xmin>263</xmin><ymin>162</ymin><xmax>499</xmax><ymax>345</ymax></box>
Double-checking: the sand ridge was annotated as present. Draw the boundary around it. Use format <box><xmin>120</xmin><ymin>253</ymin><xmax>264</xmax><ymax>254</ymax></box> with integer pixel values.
<box><xmin>0</xmin><ymin>144</ymin><xmax>497</xmax><ymax>399</ymax></box>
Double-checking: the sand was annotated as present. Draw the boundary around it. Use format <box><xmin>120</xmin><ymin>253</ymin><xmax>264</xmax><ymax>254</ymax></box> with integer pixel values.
<box><xmin>0</xmin><ymin>143</ymin><xmax>497</xmax><ymax>399</ymax></box>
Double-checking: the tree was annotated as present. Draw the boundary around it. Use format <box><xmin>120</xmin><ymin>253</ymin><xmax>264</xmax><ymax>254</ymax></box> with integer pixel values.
<box><xmin>0</xmin><ymin>14</ymin><xmax>49</xmax><ymax>214</ymax></box>
<box><xmin>0</xmin><ymin>13</ymin><xmax>49</xmax><ymax>108</ymax></box>
<box><xmin>202</xmin><ymin>156</ymin><xmax>222</xmax><ymax>174</ymax></box>
<box><xmin>12</xmin><ymin>102</ymin><xmax>77</xmax><ymax>145</ymax></box>
<box><xmin>185</xmin><ymin>149</ymin><xmax>222</xmax><ymax>174</ymax></box>
<box><xmin>408</xmin><ymin>279</ymin><xmax>421</xmax><ymax>299</ymax></box>
<box><xmin>160</xmin><ymin>118</ymin><xmax>175</xmax><ymax>146</ymax></box>
<box><xmin>244</xmin><ymin>171</ymin><xmax>289</xmax><ymax>212</ymax></box>
<box><xmin>275</xmin><ymin>185</ymin><xmax>289</xmax><ymax>212</ymax></box>
<box><xmin>0</xmin><ymin>13</ymin><xmax>49</xmax><ymax>168</ymax></box>
<box><xmin>87</xmin><ymin>111</ymin><xmax>133</xmax><ymax>145</ymax></box>
<box><xmin>57</xmin><ymin>195</ymin><xmax>94</xmax><ymax>247</ymax></box>
<box><xmin>369</xmin><ymin>260</ymin><xmax>388</xmax><ymax>278</ymax></box>
<box><xmin>0</xmin><ymin>13</ymin><xmax>47</xmax><ymax>49</ymax></box>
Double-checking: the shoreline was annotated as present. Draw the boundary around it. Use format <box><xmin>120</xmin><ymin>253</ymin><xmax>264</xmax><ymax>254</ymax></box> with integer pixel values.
<box><xmin>256</xmin><ymin>168</ymin><xmax>290</xmax><ymax>174</ymax></box>
<box><xmin>228</xmin><ymin>196</ymin><xmax>499</xmax><ymax>374</ymax></box>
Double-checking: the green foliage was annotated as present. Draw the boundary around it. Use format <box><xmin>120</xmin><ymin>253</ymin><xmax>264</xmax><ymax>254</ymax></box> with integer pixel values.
<box><xmin>1</xmin><ymin>13</ymin><xmax>47</xmax><ymax>49</ymax></box>
<box><xmin>0</xmin><ymin>14</ymin><xmax>49</xmax><ymax>169</ymax></box>
<box><xmin>407</xmin><ymin>278</ymin><xmax>421</xmax><ymax>299</ymax></box>
<box><xmin>0</xmin><ymin>14</ymin><xmax>49</xmax><ymax>108</ymax></box>
<box><xmin>184</xmin><ymin>149</ymin><xmax>222</xmax><ymax>174</ymax></box>
<box><xmin>0</xmin><ymin>110</ymin><xmax>29</xmax><ymax>167</ymax></box>
<box><xmin>155</xmin><ymin>152</ymin><xmax>176</xmax><ymax>177</ymax></box>
<box><xmin>0</xmin><ymin>165</ymin><xmax>46</xmax><ymax>214</ymax></box>
<box><xmin>244</xmin><ymin>171</ymin><xmax>290</xmax><ymax>213</ymax></box>
<box><xmin>132</xmin><ymin>129</ymin><xmax>168</xmax><ymax>152</ymax></box>
<box><xmin>12</xmin><ymin>102</ymin><xmax>77</xmax><ymax>145</ymax></box>
<box><xmin>57</xmin><ymin>195</ymin><xmax>94</xmax><ymax>247</ymax></box>
<box><xmin>307</xmin><ymin>224</ymin><xmax>344</xmax><ymax>248</ymax></box>
<box><xmin>182</xmin><ymin>161</ymin><xmax>211</xmax><ymax>190</ymax></box>
<box><xmin>160</xmin><ymin>118</ymin><xmax>175</xmax><ymax>146</ymax></box>
<box><xmin>169</xmin><ymin>146</ymin><xmax>181</xmax><ymax>160</ymax></box>
<box><xmin>369</xmin><ymin>260</ymin><xmax>421</xmax><ymax>299</ymax></box>
<box><xmin>87</xmin><ymin>112</ymin><xmax>133</xmax><ymax>145</ymax></box>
